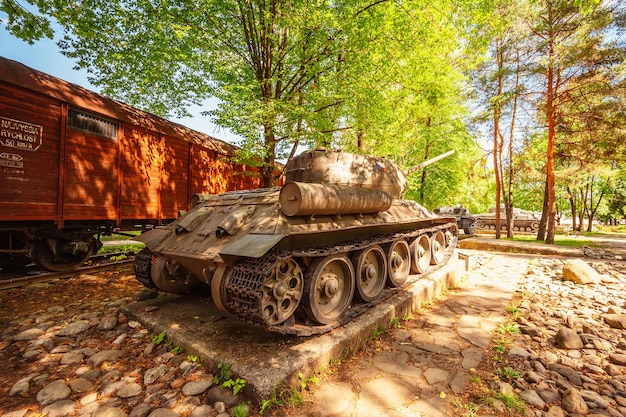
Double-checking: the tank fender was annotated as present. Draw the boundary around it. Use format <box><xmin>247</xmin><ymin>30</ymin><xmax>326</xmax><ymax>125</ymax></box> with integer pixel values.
<box><xmin>216</xmin><ymin>206</ymin><xmax>256</xmax><ymax>238</ymax></box>
<box><xmin>220</xmin><ymin>233</ymin><xmax>285</xmax><ymax>258</ymax></box>
<box><xmin>134</xmin><ymin>227</ymin><xmax>171</xmax><ymax>249</ymax></box>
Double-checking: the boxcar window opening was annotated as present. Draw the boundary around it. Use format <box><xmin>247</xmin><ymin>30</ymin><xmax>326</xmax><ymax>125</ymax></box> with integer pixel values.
<box><xmin>68</xmin><ymin>108</ymin><xmax>118</xmax><ymax>140</ymax></box>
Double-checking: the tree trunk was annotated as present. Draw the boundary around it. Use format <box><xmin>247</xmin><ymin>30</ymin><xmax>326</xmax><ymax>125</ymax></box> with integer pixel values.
<box><xmin>567</xmin><ymin>186</ymin><xmax>577</xmax><ymax>231</ymax></box>
<box><xmin>493</xmin><ymin>40</ymin><xmax>504</xmax><ymax>240</ymax></box>
<box><xmin>262</xmin><ymin>121</ymin><xmax>277</xmax><ymax>187</ymax></box>
<box><xmin>537</xmin><ymin>183</ymin><xmax>549</xmax><ymax>240</ymax></box>
<box><xmin>544</xmin><ymin>11</ymin><xmax>557</xmax><ymax>245</ymax></box>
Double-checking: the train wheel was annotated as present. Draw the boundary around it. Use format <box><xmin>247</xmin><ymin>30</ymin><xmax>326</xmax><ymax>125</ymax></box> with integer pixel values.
<box><xmin>151</xmin><ymin>256</ymin><xmax>197</xmax><ymax>294</ymax></box>
<box><xmin>352</xmin><ymin>245</ymin><xmax>387</xmax><ymax>302</ymax></box>
<box><xmin>430</xmin><ymin>230</ymin><xmax>447</xmax><ymax>265</ymax></box>
<box><xmin>410</xmin><ymin>235</ymin><xmax>431</xmax><ymax>274</ymax></box>
<box><xmin>303</xmin><ymin>255</ymin><xmax>355</xmax><ymax>325</ymax></box>
<box><xmin>386</xmin><ymin>239</ymin><xmax>411</xmax><ymax>287</ymax></box>
<box><xmin>260</xmin><ymin>258</ymin><xmax>304</xmax><ymax>325</ymax></box>
<box><xmin>33</xmin><ymin>238</ymin><xmax>97</xmax><ymax>272</ymax></box>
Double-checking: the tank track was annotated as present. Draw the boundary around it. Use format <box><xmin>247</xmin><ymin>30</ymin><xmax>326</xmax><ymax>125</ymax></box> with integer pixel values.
<box><xmin>133</xmin><ymin>248</ymin><xmax>157</xmax><ymax>290</ymax></box>
<box><xmin>225</xmin><ymin>222</ymin><xmax>458</xmax><ymax>337</ymax></box>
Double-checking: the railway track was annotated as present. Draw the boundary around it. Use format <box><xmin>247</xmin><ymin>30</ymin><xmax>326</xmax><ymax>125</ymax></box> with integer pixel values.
<box><xmin>0</xmin><ymin>256</ymin><xmax>135</xmax><ymax>290</ymax></box>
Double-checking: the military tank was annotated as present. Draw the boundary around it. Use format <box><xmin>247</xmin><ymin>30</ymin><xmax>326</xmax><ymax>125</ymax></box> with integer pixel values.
<box><xmin>475</xmin><ymin>206</ymin><xmax>540</xmax><ymax>232</ymax></box>
<box><xmin>134</xmin><ymin>148</ymin><xmax>458</xmax><ymax>336</ymax></box>
<box><xmin>434</xmin><ymin>205</ymin><xmax>476</xmax><ymax>235</ymax></box>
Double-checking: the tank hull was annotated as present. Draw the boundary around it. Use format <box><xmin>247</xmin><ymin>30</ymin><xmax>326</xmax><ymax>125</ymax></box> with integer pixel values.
<box><xmin>135</xmin><ymin>187</ymin><xmax>457</xmax><ymax>335</ymax></box>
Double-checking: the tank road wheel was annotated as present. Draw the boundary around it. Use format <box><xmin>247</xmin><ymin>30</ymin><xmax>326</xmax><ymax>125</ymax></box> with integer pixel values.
<box><xmin>151</xmin><ymin>256</ymin><xmax>197</xmax><ymax>294</ymax></box>
<box><xmin>33</xmin><ymin>238</ymin><xmax>97</xmax><ymax>272</ymax></box>
<box><xmin>386</xmin><ymin>240</ymin><xmax>411</xmax><ymax>287</ymax></box>
<box><xmin>261</xmin><ymin>258</ymin><xmax>304</xmax><ymax>325</ymax></box>
<box><xmin>430</xmin><ymin>230</ymin><xmax>447</xmax><ymax>265</ymax></box>
<box><xmin>303</xmin><ymin>255</ymin><xmax>355</xmax><ymax>325</ymax></box>
<box><xmin>351</xmin><ymin>245</ymin><xmax>387</xmax><ymax>302</ymax></box>
<box><xmin>410</xmin><ymin>235</ymin><xmax>431</xmax><ymax>274</ymax></box>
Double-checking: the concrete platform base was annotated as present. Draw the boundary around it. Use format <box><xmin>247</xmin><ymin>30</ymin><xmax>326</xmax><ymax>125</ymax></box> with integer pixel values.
<box><xmin>122</xmin><ymin>254</ymin><xmax>467</xmax><ymax>405</ymax></box>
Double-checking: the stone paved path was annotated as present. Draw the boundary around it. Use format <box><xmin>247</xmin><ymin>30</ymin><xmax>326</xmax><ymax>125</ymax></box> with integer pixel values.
<box><xmin>303</xmin><ymin>251</ymin><xmax>528</xmax><ymax>417</ymax></box>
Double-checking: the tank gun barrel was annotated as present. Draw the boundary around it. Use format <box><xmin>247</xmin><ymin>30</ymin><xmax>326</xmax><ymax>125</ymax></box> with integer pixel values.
<box><xmin>405</xmin><ymin>150</ymin><xmax>455</xmax><ymax>177</ymax></box>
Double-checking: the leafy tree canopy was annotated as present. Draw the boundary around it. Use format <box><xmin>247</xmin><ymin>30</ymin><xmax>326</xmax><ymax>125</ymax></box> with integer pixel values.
<box><xmin>1</xmin><ymin>0</ymin><xmax>491</xmax><ymax>191</ymax></box>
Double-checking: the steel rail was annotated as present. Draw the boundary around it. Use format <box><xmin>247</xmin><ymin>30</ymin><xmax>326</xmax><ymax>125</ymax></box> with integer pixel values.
<box><xmin>0</xmin><ymin>259</ymin><xmax>134</xmax><ymax>290</ymax></box>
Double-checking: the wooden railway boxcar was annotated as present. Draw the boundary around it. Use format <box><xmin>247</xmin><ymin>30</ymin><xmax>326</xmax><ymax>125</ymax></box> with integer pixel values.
<box><xmin>0</xmin><ymin>56</ymin><xmax>261</xmax><ymax>271</ymax></box>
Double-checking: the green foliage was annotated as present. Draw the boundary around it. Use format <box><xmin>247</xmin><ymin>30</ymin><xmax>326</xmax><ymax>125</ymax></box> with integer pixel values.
<box><xmin>1</xmin><ymin>0</ymin><xmax>494</xmax><ymax>188</ymax></box>
<box><xmin>151</xmin><ymin>332</ymin><xmax>167</xmax><ymax>346</ymax></box>
<box><xmin>0</xmin><ymin>0</ymin><xmax>54</xmax><ymax>43</ymax></box>
<box><xmin>213</xmin><ymin>362</ymin><xmax>246</xmax><ymax>395</ymax></box>
<box><xmin>493</xmin><ymin>344</ymin><xmax>506</xmax><ymax>354</ymax></box>
<box><xmin>97</xmin><ymin>243</ymin><xmax>145</xmax><ymax>255</ymax></box>
<box><xmin>298</xmin><ymin>372</ymin><xmax>319</xmax><ymax>391</ymax></box>
<box><xmin>498</xmin><ymin>366</ymin><xmax>521</xmax><ymax>379</ymax></box>
<box><xmin>259</xmin><ymin>373</ymin><xmax>319</xmax><ymax>414</ymax></box>
<box><xmin>187</xmin><ymin>355</ymin><xmax>198</xmax><ymax>363</ymax></box>
<box><xmin>495</xmin><ymin>322</ymin><xmax>520</xmax><ymax>335</ymax></box>
<box><xmin>505</xmin><ymin>306</ymin><xmax>520</xmax><ymax>321</ymax></box>
<box><xmin>222</xmin><ymin>377</ymin><xmax>246</xmax><ymax>395</ymax></box>
<box><xmin>213</xmin><ymin>362</ymin><xmax>233</xmax><ymax>385</ymax></box>
<box><xmin>171</xmin><ymin>346</ymin><xmax>183</xmax><ymax>355</ymax></box>
<box><xmin>371</xmin><ymin>326</ymin><xmax>385</xmax><ymax>338</ymax></box>
<box><xmin>232</xmin><ymin>403</ymin><xmax>249</xmax><ymax>417</ymax></box>
<box><xmin>492</xmin><ymin>392</ymin><xmax>526</xmax><ymax>413</ymax></box>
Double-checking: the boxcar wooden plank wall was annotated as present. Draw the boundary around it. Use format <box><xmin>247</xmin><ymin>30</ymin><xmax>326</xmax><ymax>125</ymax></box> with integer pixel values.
<box><xmin>161</xmin><ymin>136</ymin><xmax>191</xmax><ymax>220</ymax></box>
<box><xmin>0</xmin><ymin>56</ymin><xmax>264</xmax><ymax>233</ymax></box>
<box><xmin>63</xmin><ymin>128</ymin><xmax>119</xmax><ymax>221</ymax></box>
<box><xmin>0</xmin><ymin>83</ymin><xmax>61</xmax><ymax>221</ymax></box>
<box><xmin>120</xmin><ymin>126</ymin><xmax>163</xmax><ymax>223</ymax></box>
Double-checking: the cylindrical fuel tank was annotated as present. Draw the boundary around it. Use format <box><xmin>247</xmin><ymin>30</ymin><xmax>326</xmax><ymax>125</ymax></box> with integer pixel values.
<box><xmin>279</xmin><ymin>181</ymin><xmax>392</xmax><ymax>217</ymax></box>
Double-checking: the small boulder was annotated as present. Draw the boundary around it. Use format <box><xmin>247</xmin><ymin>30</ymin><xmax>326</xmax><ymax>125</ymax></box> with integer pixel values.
<box><xmin>554</xmin><ymin>327</ymin><xmax>583</xmax><ymax>349</ymax></box>
<box><xmin>562</xmin><ymin>259</ymin><xmax>600</xmax><ymax>284</ymax></box>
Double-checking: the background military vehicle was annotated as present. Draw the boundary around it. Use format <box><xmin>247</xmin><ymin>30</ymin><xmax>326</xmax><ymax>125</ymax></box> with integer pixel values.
<box><xmin>134</xmin><ymin>149</ymin><xmax>458</xmax><ymax>336</ymax></box>
<box><xmin>434</xmin><ymin>205</ymin><xmax>476</xmax><ymax>235</ymax></box>
<box><xmin>475</xmin><ymin>206</ymin><xmax>541</xmax><ymax>232</ymax></box>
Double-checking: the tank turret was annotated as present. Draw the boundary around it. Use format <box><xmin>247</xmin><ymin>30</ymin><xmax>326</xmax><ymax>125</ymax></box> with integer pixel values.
<box><xmin>134</xmin><ymin>149</ymin><xmax>458</xmax><ymax>336</ymax></box>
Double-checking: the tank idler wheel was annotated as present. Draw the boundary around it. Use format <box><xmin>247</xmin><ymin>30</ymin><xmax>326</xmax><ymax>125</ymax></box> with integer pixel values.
<box><xmin>211</xmin><ymin>267</ymin><xmax>230</xmax><ymax>314</ymax></box>
<box><xmin>351</xmin><ymin>245</ymin><xmax>387</xmax><ymax>302</ymax></box>
<box><xmin>430</xmin><ymin>231</ymin><xmax>447</xmax><ymax>265</ymax></box>
<box><xmin>385</xmin><ymin>239</ymin><xmax>411</xmax><ymax>287</ymax></box>
<box><xmin>151</xmin><ymin>256</ymin><xmax>198</xmax><ymax>294</ymax></box>
<box><xmin>531</xmin><ymin>221</ymin><xmax>540</xmax><ymax>230</ymax></box>
<box><xmin>476</xmin><ymin>220</ymin><xmax>485</xmax><ymax>229</ymax></box>
<box><xmin>33</xmin><ymin>238</ymin><xmax>96</xmax><ymax>272</ymax></box>
<box><xmin>303</xmin><ymin>255</ymin><xmax>355</xmax><ymax>325</ymax></box>
<box><xmin>410</xmin><ymin>235</ymin><xmax>431</xmax><ymax>274</ymax></box>
<box><xmin>261</xmin><ymin>258</ymin><xmax>304</xmax><ymax>326</ymax></box>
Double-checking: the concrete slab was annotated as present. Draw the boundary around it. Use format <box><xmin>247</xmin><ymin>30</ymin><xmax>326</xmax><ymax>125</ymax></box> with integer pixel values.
<box><xmin>122</xmin><ymin>255</ymin><xmax>466</xmax><ymax>405</ymax></box>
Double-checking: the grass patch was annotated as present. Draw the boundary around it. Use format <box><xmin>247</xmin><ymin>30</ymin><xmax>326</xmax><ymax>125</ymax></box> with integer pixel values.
<box><xmin>97</xmin><ymin>243</ymin><xmax>145</xmax><ymax>255</ymax></box>
<box><xmin>594</xmin><ymin>224</ymin><xmax>626</xmax><ymax>234</ymax></box>
<box><xmin>505</xmin><ymin>235</ymin><xmax>596</xmax><ymax>248</ymax></box>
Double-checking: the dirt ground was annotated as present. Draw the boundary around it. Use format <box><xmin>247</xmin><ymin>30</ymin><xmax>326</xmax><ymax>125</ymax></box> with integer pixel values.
<box><xmin>1</xmin><ymin>233</ymin><xmax>624</xmax><ymax>416</ymax></box>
